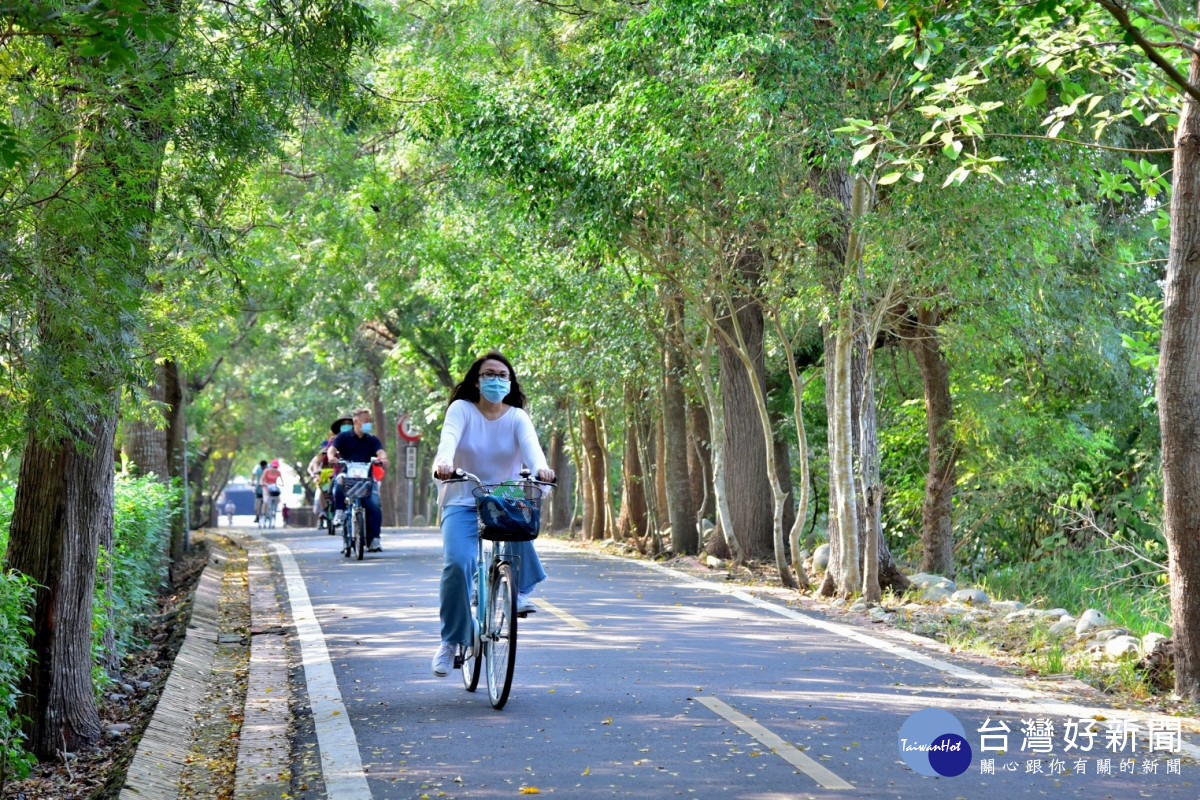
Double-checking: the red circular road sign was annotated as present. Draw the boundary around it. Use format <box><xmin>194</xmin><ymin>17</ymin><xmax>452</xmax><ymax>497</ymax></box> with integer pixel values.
<box><xmin>397</xmin><ymin>412</ymin><xmax>421</xmax><ymax>443</ymax></box>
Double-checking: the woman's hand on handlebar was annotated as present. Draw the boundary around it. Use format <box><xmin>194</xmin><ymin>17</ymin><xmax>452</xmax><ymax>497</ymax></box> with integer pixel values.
<box><xmin>536</xmin><ymin>468</ymin><xmax>555</xmax><ymax>483</ymax></box>
<box><xmin>434</xmin><ymin>463</ymin><xmax>455</xmax><ymax>480</ymax></box>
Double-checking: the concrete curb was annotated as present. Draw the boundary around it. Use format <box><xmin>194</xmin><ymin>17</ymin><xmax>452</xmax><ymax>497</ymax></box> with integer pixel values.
<box><xmin>233</xmin><ymin>535</ymin><xmax>293</xmax><ymax>800</ymax></box>
<box><xmin>119</xmin><ymin>546</ymin><xmax>226</xmax><ymax>800</ymax></box>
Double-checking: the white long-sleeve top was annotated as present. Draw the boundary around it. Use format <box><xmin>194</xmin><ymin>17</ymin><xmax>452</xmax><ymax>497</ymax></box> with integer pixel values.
<box><xmin>434</xmin><ymin>400</ymin><xmax>550</xmax><ymax>507</ymax></box>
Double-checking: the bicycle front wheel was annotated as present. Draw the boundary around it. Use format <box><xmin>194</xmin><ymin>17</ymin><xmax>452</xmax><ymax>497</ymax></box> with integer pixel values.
<box><xmin>461</xmin><ymin>612</ymin><xmax>482</xmax><ymax>692</ymax></box>
<box><xmin>485</xmin><ymin>562</ymin><xmax>517</xmax><ymax>709</ymax></box>
<box><xmin>354</xmin><ymin>506</ymin><xmax>365</xmax><ymax>560</ymax></box>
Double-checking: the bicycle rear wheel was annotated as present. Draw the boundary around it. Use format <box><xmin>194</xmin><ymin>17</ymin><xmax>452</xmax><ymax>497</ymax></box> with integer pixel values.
<box><xmin>354</xmin><ymin>506</ymin><xmax>365</xmax><ymax>560</ymax></box>
<box><xmin>485</xmin><ymin>562</ymin><xmax>517</xmax><ymax>709</ymax></box>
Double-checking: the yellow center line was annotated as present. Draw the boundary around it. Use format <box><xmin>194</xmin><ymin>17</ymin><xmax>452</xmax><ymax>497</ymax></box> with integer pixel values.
<box><xmin>694</xmin><ymin>695</ymin><xmax>855</xmax><ymax>790</ymax></box>
<box><xmin>530</xmin><ymin>598</ymin><xmax>589</xmax><ymax>629</ymax></box>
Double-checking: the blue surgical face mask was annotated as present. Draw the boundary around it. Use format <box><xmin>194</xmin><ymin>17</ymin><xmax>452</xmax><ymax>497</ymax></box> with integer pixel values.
<box><xmin>340</xmin><ymin>424</ymin><xmax>352</xmax><ymax>432</ymax></box>
<box><xmin>361</xmin><ymin>422</ymin><xmax>374</xmax><ymax>434</ymax></box>
<box><xmin>480</xmin><ymin>377</ymin><xmax>510</xmax><ymax>403</ymax></box>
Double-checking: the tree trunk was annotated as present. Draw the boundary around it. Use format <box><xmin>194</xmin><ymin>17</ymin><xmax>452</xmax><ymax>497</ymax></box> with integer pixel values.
<box><xmin>123</xmin><ymin>369</ymin><xmax>169</xmax><ymax>479</ymax></box>
<box><xmin>824</xmin><ymin>318</ymin><xmax>860</xmax><ymax>597</ymax></box>
<box><xmin>693</xmin><ymin>332</ymin><xmax>743</xmax><ymax>563</ymax></box>
<box><xmin>1160</xmin><ymin>47</ymin><xmax>1200</xmax><ymax>702</ymax></box>
<box><xmin>368</xmin><ymin>376</ymin><xmax>396</xmax><ymax>528</ymax></box>
<box><xmin>902</xmin><ymin>306</ymin><xmax>957</xmax><ymax>577</ymax></box>
<box><xmin>164</xmin><ymin>360</ymin><xmax>186</xmax><ymax>559</ymax></box>
<box><xmin>688</xmin><ymin>399</ymin><xmax>714</xmax><ymax>525</ymax></box>
<box><xmin>5</xmin><ymin>418</ymin><xmax>117</xmax><ymax>758</ymax></box>
<box><xmin>188</xmin><ymin>448</ymin><xmax>209</xmax><ymax>530</ymax></box>
<box><xmin>548</xmin><ymin>426</ymin><xmax>573</xmax><ymax>532</ymax></box>
<box><xmin>578</xmin><ymin>432</ymin><xmax>592</xmax><ymax>538</ymax></box>
<box><xmin>599</xmin><ymin>412</ymin><xmax>618</xmax><ymax>538</ymax></box>
<box><xmin>857</xmin><ymin>343</ymin><xmax>883</xmax><ymax>603</ymax></box>
<box><xmin>767</xmin><ymin>309</ymin><xmax>813</xmax><ymax>588</ymax></box>
<box><xmin>654</xmin><ymin>411</ymin><xmax>669</xmax><ymax>535</ymax></box>
<box><xmin>99</xmin><ymin>505</ymin><xmax>120</xmax><ymax>680</ymax></box>
<box><xmin>580</xmin><ymin>407</ymin><xmax>607</xmax><ymax>540</ymax></box>
<box><xmin>664</xmin><ymin>294</ymin><xmax>699</xmax><ymax>554</ymax></box>
<box><xmin>769</xmin><ymin>403</ymin><xmax>797</xmax><ymax>540</ymax></box>
<box><xmin>717</xmin><ymin>283</ymin><xmax>773</xmax><ymax>559</ymax></box>
<box><xmin>616</xmin><ymin>383</ymin><xmax>649</xmax><ymax>543</ymax></box>
<box><xmin>635</xmin><ymin>407</ymin><xmax>663</xmax><ymax>554</ymax></box>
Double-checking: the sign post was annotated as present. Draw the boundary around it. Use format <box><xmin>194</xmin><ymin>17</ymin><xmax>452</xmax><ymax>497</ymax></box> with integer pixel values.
<box><xmin>397</xmin><ymin>413</ymin><xmax>421</xmax><ymax>526</ymax></box>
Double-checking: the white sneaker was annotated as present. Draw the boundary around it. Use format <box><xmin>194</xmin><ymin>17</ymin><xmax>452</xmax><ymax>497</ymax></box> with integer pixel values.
<box><xmin>333</xmin><ymin>510</ymin><xmax>346</xmax><ymax>525</ymax></box>
<box><xmin>431</xmin><ymin>642</ymin><xmax>455</xmax><ymax>677</ymax></box>
<box><xmin>516</xmin><ymin>593</ymin><xmax>536</xmax><ymax>614</ymax></box>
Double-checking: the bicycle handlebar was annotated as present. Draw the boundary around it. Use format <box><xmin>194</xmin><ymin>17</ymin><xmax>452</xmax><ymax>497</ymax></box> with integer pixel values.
<box><xmin>441</xmin><ymin>468</ymin><xmax>556</xmax><ymax>487</ymax></box>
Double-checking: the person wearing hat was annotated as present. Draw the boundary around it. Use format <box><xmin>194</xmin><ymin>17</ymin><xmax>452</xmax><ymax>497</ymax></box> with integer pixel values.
<box><xmin>328</xmin><ymin>408</ymin><xmax>390</xmax><ymax>551</ymax></box>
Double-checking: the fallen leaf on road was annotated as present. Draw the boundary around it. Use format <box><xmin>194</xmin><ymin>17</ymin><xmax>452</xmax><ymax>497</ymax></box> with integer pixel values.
<box><xmin>581</xmin><ymin>766</ymin><xmax>590</xmax><ymax>775</ymax></box>
<box><xmin>520</xmin><ymin>788</ymin><xmax>541</xmax><ymax>794</ymax></box>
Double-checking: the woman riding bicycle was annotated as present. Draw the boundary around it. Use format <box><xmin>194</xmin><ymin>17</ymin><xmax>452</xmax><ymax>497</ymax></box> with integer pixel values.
<box><xmin>262</xmin><ymin>459</ymin><xmax>284</xmax><ymax>520</ymax></box>
<box><xmin>431</xmin><ymin>352</ymin><xmax>555</xmax><ymax>678</ymax></box>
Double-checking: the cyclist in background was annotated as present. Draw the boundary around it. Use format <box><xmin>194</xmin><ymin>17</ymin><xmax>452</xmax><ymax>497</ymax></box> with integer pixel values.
<box><xmin>328</xmin><ymin>409</ymin><xmax>390</xmax><ymax>551</ymax></box>
<box><xmin>252</xmin><ymin>459</ymin><xmax>267</xmax><ymax>522</ymax></box>
<box><xmin>262</xmin><ymin>459</ymin><xmax>284</xmax><ymax>520</ymax></box>
<box><xmin>431</xmin><ymin>351</ymin><xmax>555</xmax><ymax>677</ymax></box>
<box><xmin>309</xmin><ymin>415</ymin><xmax>352</xmax><ymax>522</ymax></box>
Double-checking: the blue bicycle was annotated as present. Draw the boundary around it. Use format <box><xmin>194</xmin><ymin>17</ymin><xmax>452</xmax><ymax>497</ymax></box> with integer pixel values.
<box><xmin>443</xmin><ymin>469</ymin><xmax>553</xmax><ymax>709</ymax></box>
<box><xmin>335</xmin><ymin>459</ymin><xmax>379</xmax><ymax>561</ymax></box>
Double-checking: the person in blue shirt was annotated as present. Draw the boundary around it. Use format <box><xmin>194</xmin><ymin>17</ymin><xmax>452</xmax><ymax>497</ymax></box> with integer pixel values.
<box><xmin>327</xmin><ymin>408</ymin><xmax>390</xmax><ymax>551</ymax></box>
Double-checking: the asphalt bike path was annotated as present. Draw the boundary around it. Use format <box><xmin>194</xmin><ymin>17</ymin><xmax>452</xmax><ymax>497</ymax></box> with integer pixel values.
<box><xmin>260</xmin><ymin>526</ymin><xmax>1197</xmax><ymax>799</ymax></box>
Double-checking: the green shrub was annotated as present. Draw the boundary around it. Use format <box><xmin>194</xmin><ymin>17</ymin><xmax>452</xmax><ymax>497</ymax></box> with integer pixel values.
<box><xmin>94</xmin><ymin>475</ymin><xmax>178</xmax><ymax>665</ymax></box>
<box><xmin>975</xmin><ymin>548</ymin><xmax>1170</xmax><ymax>637</ymax></box>
<box><xmin>0</xmin><ymin>487</ymin><xmax>35</xmax><ymax>788</ymax></box>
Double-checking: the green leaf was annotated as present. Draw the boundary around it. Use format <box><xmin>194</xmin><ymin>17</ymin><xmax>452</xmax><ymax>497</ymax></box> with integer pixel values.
<box><xmin>1023</xmin><ymin>79</ymin><xmax>1048</xmax><ymax>107</ymax></box>
<box><xmin>851</xmin><ymin>142</ymin><xmax>877</xmax><ymax>166</ymax></box>
<box><xmin>877</xmin><ymin>171</ymin><xmax>903</xmax><ymax>185</ymax></box>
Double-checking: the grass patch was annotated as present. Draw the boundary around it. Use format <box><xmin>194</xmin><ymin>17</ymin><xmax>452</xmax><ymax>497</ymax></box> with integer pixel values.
<box><xmin>972</xmin><ymin>549</ymin><xmax>1169</xmax><ymax>637</ymax></box>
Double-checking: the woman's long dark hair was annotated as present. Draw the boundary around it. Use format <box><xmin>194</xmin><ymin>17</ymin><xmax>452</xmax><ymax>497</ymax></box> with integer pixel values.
<box><xmin>448</xmin><ymin>351</ymin><xmax>527</xmax><ymax>409</ymax></box>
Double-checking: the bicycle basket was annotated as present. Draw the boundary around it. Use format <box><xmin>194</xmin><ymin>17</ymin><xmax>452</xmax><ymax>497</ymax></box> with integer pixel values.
<box><xmin>473</xmin><ymin>482</ymin><xmax>542</xmax><ymax>542</ymax></box>
<box><xmin>341</xmin><ymin>476</ymin><xmax>373</xmax><ymax>500</ymax></box>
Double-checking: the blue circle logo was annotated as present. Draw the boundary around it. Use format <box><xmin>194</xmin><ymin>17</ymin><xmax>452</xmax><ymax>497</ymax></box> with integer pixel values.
<box><xmin>898</xmin><ymin>709</ymin><xmax>973</xmax><ymax>777</ymax></box>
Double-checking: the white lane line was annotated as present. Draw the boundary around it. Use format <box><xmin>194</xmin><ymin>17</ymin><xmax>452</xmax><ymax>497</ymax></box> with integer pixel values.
<box><xmin>569</xmin><ymin>549</ymin><xmax>1200</xmax><ymax>759</ymax></box>
<box><xmin>695</xmin><ymin>696</ymin><xmax>854</xmax><ymax>790</ymax></box>
<box><xmin>530</xmin><ymin>598</ymin><xmax>590</xmax><ymax>629</ymax></box>
<box><xmin>264</xmin><ymin>537</ymin><xmax>373</xmax><ymax>799</ymax></box>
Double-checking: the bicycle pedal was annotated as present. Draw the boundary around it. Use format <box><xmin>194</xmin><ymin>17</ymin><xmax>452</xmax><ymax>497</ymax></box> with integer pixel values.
<box><xmin>453</xmin><ymin>654</ymin><xmax>464</xmax><ymax>669</ymax></box>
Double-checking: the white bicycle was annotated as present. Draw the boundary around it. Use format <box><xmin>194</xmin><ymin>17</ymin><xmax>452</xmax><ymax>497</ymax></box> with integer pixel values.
<box><xmin>259</xmin><ymin>491</ymin><xmax>280</xmax><ymax>529</ymax></box>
